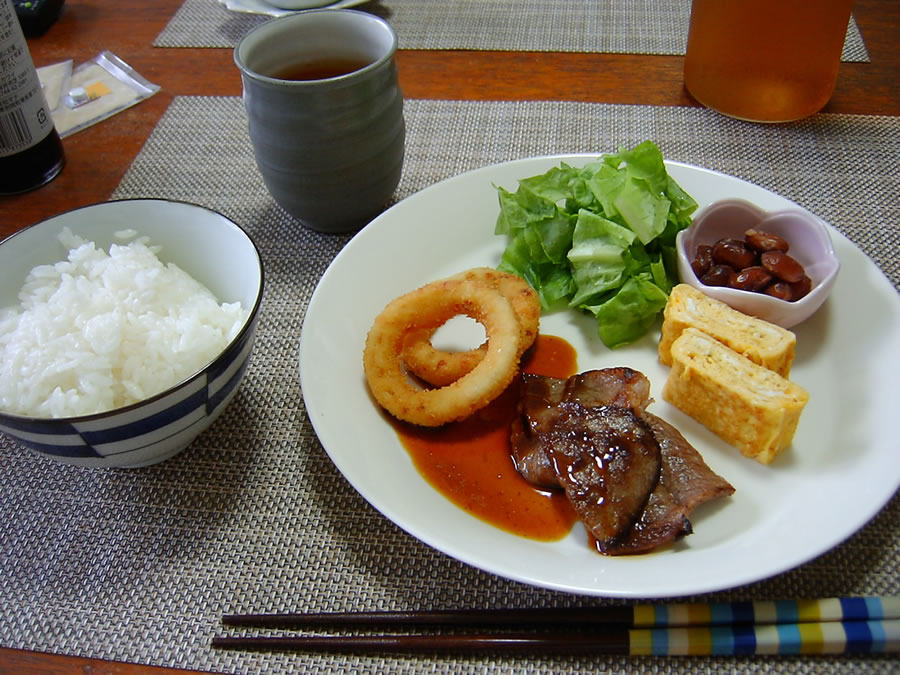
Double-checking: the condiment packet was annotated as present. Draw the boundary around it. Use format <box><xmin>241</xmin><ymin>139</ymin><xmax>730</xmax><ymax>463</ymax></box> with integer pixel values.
<box><xmin>46</xmin><ymin>51</ymin><xmax>160</xmax><ymax>138</ymax></box>
<box><xmin>36</xmin><ymin>59</ymin><xmax>73</xmax><ymax>112</ymax></box>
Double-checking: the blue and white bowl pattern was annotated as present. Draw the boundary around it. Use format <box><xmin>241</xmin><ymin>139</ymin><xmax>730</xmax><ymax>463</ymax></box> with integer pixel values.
<box><xmin>0</xmin><ymin>315</ymin><xmax>258</xmax><ymax>468</ymax></box>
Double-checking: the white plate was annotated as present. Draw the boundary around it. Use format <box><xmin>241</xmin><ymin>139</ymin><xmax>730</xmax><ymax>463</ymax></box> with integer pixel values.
<box><xmin>299</xmin><ymin>155</ymin><xmax>900</xmax><ymax>598</ymax></box>
<box><xmin>217</xmin><ymin>0</ymin><xmax>370</xmax><ymax>17</ymax></box>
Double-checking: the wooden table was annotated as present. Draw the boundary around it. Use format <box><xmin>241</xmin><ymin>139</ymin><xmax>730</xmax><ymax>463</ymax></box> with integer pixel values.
<box><xmin>0</xmin><ymin>0</ymin><xmax>897</xmax><ymax>672</ymax></box>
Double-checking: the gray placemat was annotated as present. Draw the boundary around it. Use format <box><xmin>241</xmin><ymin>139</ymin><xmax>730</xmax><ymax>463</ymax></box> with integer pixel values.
<box><xmin>1</xmin><ymin>97</ymin><xmax>898</xmax><ymax>674</ymax></box>
<box><xmin>154</xmin><ymin>0</ymin><xmax>871</xmax><ymax>63</ymax></box>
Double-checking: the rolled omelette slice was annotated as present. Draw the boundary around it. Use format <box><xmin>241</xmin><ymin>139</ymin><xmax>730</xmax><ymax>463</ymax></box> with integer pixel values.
<box><xmin>663</xmin><ymin>327</ymin><xmax>809</xmax><ymax>465</ymax></box>
<box><xmin>658</xmin><ymin>284</ymin><xmax>796</xmax><ymax>378</ymax></box>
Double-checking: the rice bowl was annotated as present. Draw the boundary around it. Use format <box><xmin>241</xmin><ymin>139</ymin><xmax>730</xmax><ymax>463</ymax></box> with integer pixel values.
<box><xmin>0</xmin><ymin>199</ymin><xmax>264</xmax><ymax>468</ymax></box>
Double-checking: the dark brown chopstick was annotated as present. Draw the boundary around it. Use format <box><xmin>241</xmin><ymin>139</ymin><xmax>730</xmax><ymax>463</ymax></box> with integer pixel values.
<box><xmin>211</xmin><ymin>631</ymin><xmax>627</xmax><ymax>654</ymax></box>
<box><xmin>221</xmin><ymin>606</ymin><xmax>632</xmax><ymax>629</ymax></box>
<box><xmin>222</xmin><ymin>596</ymin><xmax>900</xmax><ymax>630</ymax></box>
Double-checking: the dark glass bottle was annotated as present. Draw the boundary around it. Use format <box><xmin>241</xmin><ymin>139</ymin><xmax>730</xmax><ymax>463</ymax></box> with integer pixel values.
<box><xmin>0</xmin><ymin>0</ymin><xmax>65</xmax><ymax>195</ymax></box>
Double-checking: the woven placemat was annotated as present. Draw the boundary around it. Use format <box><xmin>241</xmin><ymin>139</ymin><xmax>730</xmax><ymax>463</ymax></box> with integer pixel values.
<box><xmin>1</xmin><ymin>98</ymin><xmax>898</xmax><ymax>674</ymax></box>
<box><xmin>153</xmin><ymin>0</ymin><xmax>871</xmax><ymax>63</ymax></box>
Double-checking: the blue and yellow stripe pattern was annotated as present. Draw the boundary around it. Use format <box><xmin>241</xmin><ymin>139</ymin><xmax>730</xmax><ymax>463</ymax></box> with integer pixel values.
<box><xmin>628</xmin><ymin>597</ymin><xmax>900</xmax><ymax>655</ymax></box>
<box><xmin>629</xmin><ymin>620</ymin><xmax>899</xmax><ymax>655</ymax></box>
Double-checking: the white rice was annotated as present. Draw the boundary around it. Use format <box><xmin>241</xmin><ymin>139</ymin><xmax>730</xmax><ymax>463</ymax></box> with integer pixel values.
<box><xmin>0</xmin><ymin>228</ymin><xmax>249</xmax><ymax>418</ymax></box>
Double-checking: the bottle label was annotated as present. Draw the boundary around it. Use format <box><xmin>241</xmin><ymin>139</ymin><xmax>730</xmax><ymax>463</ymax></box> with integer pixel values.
<box><xmin>0</xmin><ymin>0</ymin><xmax>54</xmax><ymax>158</ymax></box>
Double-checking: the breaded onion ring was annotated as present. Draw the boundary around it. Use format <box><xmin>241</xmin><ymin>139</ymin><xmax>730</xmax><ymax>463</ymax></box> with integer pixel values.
<box><xmin>363</xmin><ymin>278</ymin><xmax>521</xmax><ymax>426</ymax></box>
<box><xmin>401</xmin><ymin>268</ymin><xmax>540</xmax><ymax>386</ymax></box>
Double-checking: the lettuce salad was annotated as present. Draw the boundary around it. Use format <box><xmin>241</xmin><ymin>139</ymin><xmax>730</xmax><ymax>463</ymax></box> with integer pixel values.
<box><xmin>495</xmin><ymin>141</ymin><xmax>698</xmax><ymax>348</ymax></box>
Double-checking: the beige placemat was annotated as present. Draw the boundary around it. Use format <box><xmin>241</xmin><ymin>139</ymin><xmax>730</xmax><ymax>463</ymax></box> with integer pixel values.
<box><xmin>0</xmin><ymin>97</ymin><xmax>897</xmax><ymax>674</ymax></box>
<box><xmin>153</xmin><ymin>0</ymin><xmax>871</xmax><ymax>63</ymax></box>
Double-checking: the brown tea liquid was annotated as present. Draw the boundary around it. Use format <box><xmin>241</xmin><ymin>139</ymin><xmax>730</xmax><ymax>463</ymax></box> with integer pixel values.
<box><xmin>270</xmin><ymin>57</ymin><xmax>371</xmax><ymax>81</ymax></box>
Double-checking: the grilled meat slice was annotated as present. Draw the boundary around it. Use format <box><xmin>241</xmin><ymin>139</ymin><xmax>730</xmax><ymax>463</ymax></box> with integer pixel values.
<box><xmin>541</xmin><ymin>402</ymin><xmax>661</xmax><ymax>552</ymax></box>
<box><xmin>564</xmin><ymin>367</ymin><xmax>651</xmax><ymax>411</ymax></box>
<box><xmin>511</xmin><ymin>369</ymin><xmax>652</xmax><ymax>488</ymax></box>
<box><xmin>509</xmin><ymin>374</ymin><xmax>567</xmax><ymax>488</ymax></box>
<box><xmin>603</xmin><ymin>483</ymin><xmax>692</xmax><ymax>555</ymax></box>
<box><xmin>509</xmin><ymin>369</ymin><xmax>734</xmax><ymax>555</ymax></box>
<box><xmin>642</xmin><ymin>412</ymin><xmax>735</xmax><ymax>511</ymax></box>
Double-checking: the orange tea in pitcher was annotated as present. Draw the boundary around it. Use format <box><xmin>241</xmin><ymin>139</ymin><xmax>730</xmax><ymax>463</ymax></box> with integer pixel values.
<box><xmin>684</xmin><ymin>0</ymin><xmax>855</xmax><ymax>122</ymax></box>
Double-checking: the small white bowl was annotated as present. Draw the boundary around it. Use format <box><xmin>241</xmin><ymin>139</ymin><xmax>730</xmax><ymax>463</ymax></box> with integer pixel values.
<box><xmin>676</xmin><ymin>198</ymin><xmax>840</xmax><ymax>329</ymax></box>
<box><xmin>0</xmin><ymin>199</ymin><xmax>264</xmax><ymax>468</ymax></box>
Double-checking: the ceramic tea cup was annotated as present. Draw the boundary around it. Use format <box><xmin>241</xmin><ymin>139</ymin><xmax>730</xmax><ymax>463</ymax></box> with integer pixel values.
<box><xmin>234</xmin><ymin>9</ymin><xmax>405</xmax><ymax>233</ymax></box>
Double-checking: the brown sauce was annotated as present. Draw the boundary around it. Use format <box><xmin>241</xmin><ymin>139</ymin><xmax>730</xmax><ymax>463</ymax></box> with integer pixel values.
<box><xmin>392</xmin><ymin>335</ymin><xmax>579</xmax><ymax>540</ymax></box>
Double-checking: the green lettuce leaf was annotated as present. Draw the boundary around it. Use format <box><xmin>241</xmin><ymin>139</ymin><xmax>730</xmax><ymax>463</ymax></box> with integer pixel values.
<box><xmin>567</xmin><ymin>209</ymin><xmax>636</xmax><ymax>306</ymax></box>
<box><xmin>495</xmin><ymin>140</ymin><xmax>697</xmax><ymax>347</ymax></box>
<box><xmin>584</xmin><ymin>276</ymin><xmax>670</xmax><ymax>349</ymax></box>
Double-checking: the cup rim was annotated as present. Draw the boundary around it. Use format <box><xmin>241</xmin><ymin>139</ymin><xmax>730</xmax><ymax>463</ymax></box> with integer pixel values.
<box><xmin>233</xmin><ymin>9</ymin><xmax>398</xmax><ymax>86</ymax></box>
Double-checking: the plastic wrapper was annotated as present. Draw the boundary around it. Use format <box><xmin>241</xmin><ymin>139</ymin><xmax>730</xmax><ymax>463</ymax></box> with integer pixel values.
<box><xmin>38</xmin><ymin>51</ymin><xmax>159</xmax><ymax>138</ymax></box>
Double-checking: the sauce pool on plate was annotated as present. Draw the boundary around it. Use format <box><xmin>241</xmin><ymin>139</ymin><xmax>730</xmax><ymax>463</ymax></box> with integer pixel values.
<box><xmin>391</xmin><ymin>335</ymin><xmax>579</xmax><ymax>541</ymax></box>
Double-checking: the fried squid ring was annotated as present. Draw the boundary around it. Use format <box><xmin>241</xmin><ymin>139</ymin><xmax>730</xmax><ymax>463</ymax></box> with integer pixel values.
<box><xmin>363</xmin><ymin>278</ymin><xmax>521</xmax><ymax>427</ymax></box>
<box><xmin>401</xmin><ymin>268</ymin><xmax>540</xmax><ymax>387</ymax></box>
